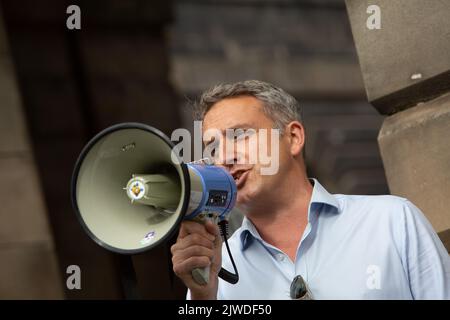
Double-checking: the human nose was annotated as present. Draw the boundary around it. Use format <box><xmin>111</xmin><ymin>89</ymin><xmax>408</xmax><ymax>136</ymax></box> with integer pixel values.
<box><xmin>213</xmin><ymin>137</ymin><xmax>238</xmax><ymax>168</ymax></box>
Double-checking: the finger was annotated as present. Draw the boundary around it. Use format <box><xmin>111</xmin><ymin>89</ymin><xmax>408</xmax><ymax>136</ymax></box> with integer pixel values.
<box><xmin>172</xmin><ymin>233</ymin><xmax>214</xmax><ymax>253</ymax></box>
<box><xmin>204</xmin><ymin>220</ymin><xmax>220</xmax><ymax>238</ymax></box>
<box><xmin>205</xmin><ymin>221</ymin><xmax>223</xmax><ymax>249</ymax></box>
<box><xmin>173</xmin><ymin>257</ymin><xmax>211</xmax><ymax>275</ymax></box>
<box><xmin>178</xmin><ymin>221</ymin><xmax>216</xmax><ymax>241</ymax></box>
<box><xmin>172</xmin><ymin>245</ymin><xmax>214</xmax><ymax>265</ymax></box>
<box><xmin>173</xmin><ymin>256</ymin><xmax>211</xmax><ymax>277</ymax></box>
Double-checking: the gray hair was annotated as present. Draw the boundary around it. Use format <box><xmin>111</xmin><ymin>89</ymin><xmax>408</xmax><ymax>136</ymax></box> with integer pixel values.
<box><xmin>193</xmin><ymin>80</ymin><xmax>303</xmax><ymax>133</ymax></box>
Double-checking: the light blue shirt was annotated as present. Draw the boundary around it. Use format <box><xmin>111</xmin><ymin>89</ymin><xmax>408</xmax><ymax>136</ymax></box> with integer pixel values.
<box><xmin>213</xmin><ymin>179</ymin><xmax>450</xmax><ymax>299</ymax></box>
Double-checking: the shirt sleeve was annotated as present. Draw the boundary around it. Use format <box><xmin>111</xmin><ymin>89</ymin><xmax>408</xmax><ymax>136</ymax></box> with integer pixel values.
<box><xmin>399</xmin><ymin>199</ymin><xmax>450</xmax><ymax>299</ymax></box>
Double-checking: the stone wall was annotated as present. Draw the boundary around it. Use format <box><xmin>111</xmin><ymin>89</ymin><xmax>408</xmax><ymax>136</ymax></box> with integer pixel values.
<box><xmin>0</xmin><ymin>7</ymin><xmax>63</xmax><ymax>299</ymax></box>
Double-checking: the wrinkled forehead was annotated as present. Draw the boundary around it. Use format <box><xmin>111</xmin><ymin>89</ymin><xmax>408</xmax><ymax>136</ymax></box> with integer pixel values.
<box><xmin>202</xmin><ymin>96</ymin><xmax>274</xmax><ymax>132</ymax></box>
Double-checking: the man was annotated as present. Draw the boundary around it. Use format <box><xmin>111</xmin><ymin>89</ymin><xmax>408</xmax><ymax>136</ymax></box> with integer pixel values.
<box><xmin>170</xmin><ymin>80</ymin><xmax>450</xmax><ymax>299</ymax></box>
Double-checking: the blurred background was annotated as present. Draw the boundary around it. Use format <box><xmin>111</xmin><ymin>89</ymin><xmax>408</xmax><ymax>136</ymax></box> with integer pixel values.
<box><xmin>0</xmin><ymin>0</ymin><xmax>400</xmax><ymax>299</ymax></box>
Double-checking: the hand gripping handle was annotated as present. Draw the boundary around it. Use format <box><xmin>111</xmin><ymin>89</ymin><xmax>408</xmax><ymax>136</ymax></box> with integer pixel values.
<box><xmin>191</xmin><ymin>213</ymin><xmax>218</xmax><ymax>285</ymax></box>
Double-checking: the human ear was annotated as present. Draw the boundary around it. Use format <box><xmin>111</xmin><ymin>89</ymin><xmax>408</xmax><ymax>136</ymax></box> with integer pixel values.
<box><xmin>286</xmin><ymin>121</ymin><xmax>305</xmax><ymax>157</ymax></box>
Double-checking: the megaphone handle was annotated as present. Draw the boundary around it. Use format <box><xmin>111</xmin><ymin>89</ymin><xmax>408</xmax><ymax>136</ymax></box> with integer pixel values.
<box><xmin>192</xmin><ymin>265</ymin><xmax>210</xmax><ymax>285</ymax></box>
<box><xmin>191</xmin><ymin>213</ymin><xmax>218</xmax><ymax>285</ymax></box>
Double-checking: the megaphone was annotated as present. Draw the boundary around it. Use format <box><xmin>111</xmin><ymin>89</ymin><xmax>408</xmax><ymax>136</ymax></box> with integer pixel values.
<box><xmin>71</xmin><ymin>123</ymin><xmax>239</xmax><ymax>285</ymax></box>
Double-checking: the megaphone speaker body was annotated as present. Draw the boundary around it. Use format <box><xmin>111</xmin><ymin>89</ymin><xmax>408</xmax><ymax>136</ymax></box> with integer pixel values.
<box><xmin>71</xmin><ymin>123</ymin><xmax>237</xmax><ymax>285</ymax></box>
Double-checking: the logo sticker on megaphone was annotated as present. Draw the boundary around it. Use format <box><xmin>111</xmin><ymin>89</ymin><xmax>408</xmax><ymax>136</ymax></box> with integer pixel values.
<box><xmin>140</xmin><ymin>231</ymin><xmax>156</xmax><ymax>245</ymax></box>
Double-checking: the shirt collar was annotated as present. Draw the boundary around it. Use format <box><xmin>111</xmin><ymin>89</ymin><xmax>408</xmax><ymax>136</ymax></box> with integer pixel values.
<box><xmin>238</xmin><ymin>178</ymin><xmax>340</xmax><ymax>251</ymax></box>
<box><xmin>308</xmin><ymin>178</ymin><xmax>340</xmax><ymax>213</ymax></box>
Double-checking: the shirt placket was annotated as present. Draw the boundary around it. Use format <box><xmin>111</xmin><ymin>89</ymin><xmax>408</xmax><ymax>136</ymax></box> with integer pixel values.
<box><xmin>295</xmin><ymin>204</ymin><xmax>320</xmax><ymax>282</ymax></box>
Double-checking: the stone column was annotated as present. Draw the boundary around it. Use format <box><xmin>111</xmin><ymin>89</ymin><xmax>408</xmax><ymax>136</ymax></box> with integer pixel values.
<box><xmin>378</xmin><ymin>94</ymin><xmax>450</xmax><ymax>234</ymax></box>
<box><xmin>346</xmin><ymin>0</ymin><xmax>450</xmax><ymax>249</ymax></box>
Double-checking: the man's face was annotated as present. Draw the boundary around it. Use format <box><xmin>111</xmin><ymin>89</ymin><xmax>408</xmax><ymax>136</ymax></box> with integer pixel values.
<box><xmin>203</xmin><ymin>95</ymin><xmax>293</xmax><ymax>209</ymax></box>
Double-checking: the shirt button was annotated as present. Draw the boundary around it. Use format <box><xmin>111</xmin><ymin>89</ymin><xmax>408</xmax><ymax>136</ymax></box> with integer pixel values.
<box><xmin>276</xmin><ymin>254</ymin><xmax>285</xmax><ymax>262</ymax></box>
